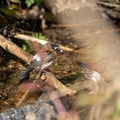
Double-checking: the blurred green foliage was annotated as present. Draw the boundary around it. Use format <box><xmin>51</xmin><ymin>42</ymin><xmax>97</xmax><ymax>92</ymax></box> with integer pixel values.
<box><xmin>25</xmin><ymin>0</ymin><xmax>42</xmax><ymax>7</ymax></box>
<box><xmin>0</xmin><ymin>8</ymin><xmax>16</xmax><ymax>16</ymax></box>
<box><xmin>22</xmin><ymin>33</ymin><xmax>48</xmax><ymax>52</ymax></box>
<box><xmin>22</xmin><ymin>40</ymin><xmax>33</xmax><ymax>53</ymax></box>
<box><xmin>33</xmin><ymin>33</ymin><xmax>48</xmax><ymax>41</ymax></box>
<box><xmin>115</xmin><ymin>98</ymin><xmax>120</xmax><ymax>114</ymax></box>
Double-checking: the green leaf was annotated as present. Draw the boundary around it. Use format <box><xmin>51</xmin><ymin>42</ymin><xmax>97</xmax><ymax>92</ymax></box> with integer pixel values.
<box><xmin>25</xmin><ymin>0</ymin><xmax>35</xmax><ymax>8</ymax></box>
<box><xmin>35</xmin><ymin>0</ymin><xmax>42</xmax><ymax>6</ymax></box>
<box><xmin>22</xmin><ymin>40</ymin><xmax>33</xmax><ymax>53</ymax></box>
<box><xmin>0</xmin><ymin>8</ymin><xmax>16</xmax><ymax>16</ymax></box>
<box><xmin>22</xmin><ymin>44</ymin><xmax>27</xmax><ymax>50</ymax></box>
<box><xmin>33</xmin><ymin>33</ymin><xmax>48</xmax><ymax>41</ymax></box>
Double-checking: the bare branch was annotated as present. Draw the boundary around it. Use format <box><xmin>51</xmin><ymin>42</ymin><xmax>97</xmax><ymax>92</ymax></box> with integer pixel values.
<box><xmin>0</xmin><ymin>35</ymin><xmax>33</xmax><ymax>64</ymax></box>
<box><xmin>14</xmin><ymin>33</ymin><xmax>48</xmax><ymax>45</ymax></box>
<box><xmin>42</xmin><ymin>72</ymin><xmax>76</xmax><ymax>96</ymax></box>
<box><xmin>14</xmin><ymin>33</ymin><xmax>84</xmax><ymax>53</ymax></box>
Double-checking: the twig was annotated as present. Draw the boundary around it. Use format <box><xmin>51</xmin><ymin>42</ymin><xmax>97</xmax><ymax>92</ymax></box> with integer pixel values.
<box><xmin>49</xmin><ymin>91</ymin><xmax>80</xmax><ymax>120</ymax></box>
<box><xmin>42</xmin><ymin>72</ymin><xmax>76</xmax><ymax>96</ymax></box>
<box><xmin>14</xmin><ymin>33</ymin><xmax>48</xmax><ymax>45</ymax></box>
<box><xmin>14</xmin><ymin>33</ymin><xmax>84</xmax><ymax>53</ymax></box>
<box><xmin>49</xmin><ymin>91</ymin><xmax>68</xmax><ymax>117</ymax></box>
<box><xmin>16</xmin><ymin>79</ymin><xmax>39</xmax><ymax>107</ymax></box>
<box><xmin>59</xmin><ymin>44</ymin><xmax>88</xmax><ymax>53</ymax></box>
<box><xmin>97</xmin><ymin>1</ymin><xmax>120</xmax><ymax>8</ymax></box>
<box><xmin>17</xmin><ymin>71</ymin><xmax>76</xmax><ymax>107</ymax></box>
<box><xmin>0</xmin><ymin>35</ymin><xmax>33</xmax><ymax>64</ymax></box>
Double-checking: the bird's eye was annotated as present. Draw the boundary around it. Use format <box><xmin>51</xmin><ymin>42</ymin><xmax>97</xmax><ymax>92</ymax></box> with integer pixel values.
<box><xmin>52</xmin><ymin>44</ymin><xmax>59</xmax><ymax>50</ymax></box>
<box><xmin>51</xmin><ymin>43</ymin><xmax>63</xmax><ymax>53</ymax></box>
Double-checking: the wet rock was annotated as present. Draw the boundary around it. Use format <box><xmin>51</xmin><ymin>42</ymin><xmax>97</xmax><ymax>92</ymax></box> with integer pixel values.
<box><xmin>0</xmin><ymin>108</ymin><xmax>25</xmax><ymax>120</ymax></box>
<box><xmin>0</xmin><ymin>99</ymin><xmax>56</xmax><ymax>120</ymax></box>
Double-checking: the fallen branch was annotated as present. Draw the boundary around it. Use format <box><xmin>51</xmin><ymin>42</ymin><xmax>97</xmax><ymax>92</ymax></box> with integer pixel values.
<box><xmin>42</xmin><ymin>72</ymin><xmax>76</xmax><ymax>96</ymax></box>
<box><xmin>14</xmin><ymin>33</ymin><xmax>48</xmax><ymax>45</ymax></box>
<box><xmin>97</xmin><ymin>1</ymin><xmax>120</xmax><ymax>8</ymax></box>
<box><xmin>17</xmin><ymin>72</ymin><xmax>76</xmax><ymax>107</ymax></box>
<box><xmin>14</xmin><ymin>33</ymin><xmax>84</xmax><ymax>53</ymax></box>
<box><xmin>0</xmin><ymin>35</ymin><xmax>33</xmax><ymax>64</ymax></box>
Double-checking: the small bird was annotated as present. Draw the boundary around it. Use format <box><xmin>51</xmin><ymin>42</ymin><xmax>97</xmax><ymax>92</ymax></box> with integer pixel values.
<box><xmin>19</xmin><ymin>42</ymin><xmax>63</xmax><ymax>82</ymax></box>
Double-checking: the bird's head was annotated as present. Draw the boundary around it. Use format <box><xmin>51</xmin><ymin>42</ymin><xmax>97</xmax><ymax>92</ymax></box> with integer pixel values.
<box><xmin>50</xmin><ymin>43</ymin><xmax>63</xmax><ymax>54</ymax></box>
